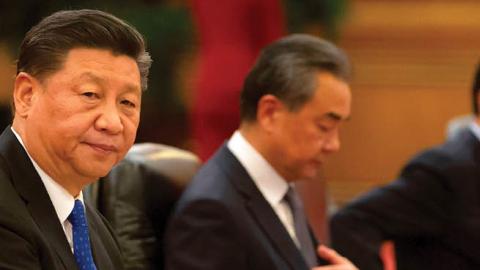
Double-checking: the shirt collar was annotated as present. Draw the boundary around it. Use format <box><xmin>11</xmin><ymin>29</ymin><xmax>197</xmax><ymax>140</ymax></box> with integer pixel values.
<box><xmin>227</xmin><ymin>130</ymin><xmax>290</xmax><ymax>205</ymax></box>
<box><xmin>10</xmin><ymin>127</ymin><xmax>82</xmax><ymax>223</ymax></box>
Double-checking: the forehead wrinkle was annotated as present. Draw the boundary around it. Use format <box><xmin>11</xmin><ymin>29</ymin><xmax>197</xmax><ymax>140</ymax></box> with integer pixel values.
<box><xmin>76</xmin><ymin>71</ymin><xmax>140</xmax><ymax>94</ymax></box>
<box><xmin>75</xmin><ymin>71</ymin><xmax>104</xmax><ymax>84</ymax></box>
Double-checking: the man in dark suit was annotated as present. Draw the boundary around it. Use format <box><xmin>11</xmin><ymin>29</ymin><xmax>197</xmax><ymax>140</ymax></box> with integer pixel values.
<box><xmin>166</xmin><ymin>34</ymin><xmax>357</xmax><ymax>270</ymax></box>
<box><xmin>0</xmin><ymin>9</ymin><xmax>151</xmax><ymax>269</ymax></box>
<box><xmin>330</xmin><ymin>64</ymin><xmax>480</xmax><ymax>270</ymax></box>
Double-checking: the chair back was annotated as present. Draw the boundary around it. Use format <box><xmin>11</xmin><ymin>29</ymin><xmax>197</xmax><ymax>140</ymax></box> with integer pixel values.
<box><xmin>85</xmin><ymin>143</ymin><xmax>200</xmax><ymax>269</ymax></box>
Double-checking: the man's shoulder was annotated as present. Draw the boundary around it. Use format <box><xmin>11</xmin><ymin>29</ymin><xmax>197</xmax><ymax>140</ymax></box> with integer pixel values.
<box><xmin>408</xmin><ymin>133</ymin><xmax>477</xmax><ymax>167</ymax></box>
<box><xmin>398</xmin><ymin>133</ymin><xmax>478</xmax><ymax>184</ymax></box>
<box><xmin>0</xmin><ymin>162</ymin><xmax>21</xmax><ymax>206</ymax></box>
<box><xmin>181</xmin><ymin>160</ymin><xmax>237</xmax><ymax>203</ymax></box>
<box><xmin>175</xmin><ymin>147</ymin><xmax>246</xmax><ymax>211</ymax></box>
<box><xmin>0</xmin><ymin>138</ymin><xmax>31</xmax><ymax>217</ymax></box>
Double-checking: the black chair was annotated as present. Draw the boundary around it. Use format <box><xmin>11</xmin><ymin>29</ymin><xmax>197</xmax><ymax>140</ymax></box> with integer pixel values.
<box><xmin>86</xmin><ymin>143</ymin><xmax>200</xmax><ymax>270</ymax></box>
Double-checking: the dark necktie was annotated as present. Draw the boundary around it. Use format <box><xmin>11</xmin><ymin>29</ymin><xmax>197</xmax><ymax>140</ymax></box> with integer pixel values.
<box><xmin>68</xmin><ymin>199</ymin><xmax>97</xmax><ymax>270</ymax></box>
<box><xmin>284</xmin><ymin>186</ymin><xmax>317</xmax><ymax>268</ymax></box>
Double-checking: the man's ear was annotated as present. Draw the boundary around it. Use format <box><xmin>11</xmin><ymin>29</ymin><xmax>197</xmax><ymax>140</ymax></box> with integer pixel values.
<box><xmin>256</xmin><ymin>94</ymin><xmax>285</xmax><ymax>132</ymax></box>
<box><xmin>13</xmin><ymin>72</ymin><xmax>40</xmax><ymax>118</ymax></box>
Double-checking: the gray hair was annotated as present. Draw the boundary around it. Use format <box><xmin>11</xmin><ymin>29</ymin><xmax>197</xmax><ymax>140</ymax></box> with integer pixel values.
<box><xmin>17</xmin><ymin>9</ymin><xmax>152</xmax><ymax>91</ymax></box>
<box><xmin>240</xmin><ymin>34</ymin><xmax>350</xmax><ymax>121</ymax></box>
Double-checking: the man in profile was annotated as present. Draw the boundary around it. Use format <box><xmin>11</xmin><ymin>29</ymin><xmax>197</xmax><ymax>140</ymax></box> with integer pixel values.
<box><xmin>330</xmin><ymin>63</ymin><xmax>480</xmax><ymax>269</ymax></box>
<box><xmin>166</xmin><ymin>34</ymin><xmax>357</xmax><ymax>270</ymax></box>
<box><xmin>0</xmin><ymin>9</ymin><xmax>151</xmax><ymax>269</ymax></box>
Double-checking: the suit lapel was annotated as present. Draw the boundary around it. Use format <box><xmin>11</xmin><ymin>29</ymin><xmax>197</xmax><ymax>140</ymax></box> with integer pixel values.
<box><xmin>27</xmin><ymin>194</ymin><xmax>78</xmax><ymax>270</ymax></box>
<box><xmin>215</xmin><ymin>146</ymin><xmax>308</xmax><ymax>270</ymax></box>
<box><xmin>0</xmin><ymin>128</ymin><xmax>78</xmax><ymax>270</ymax></box>
<box><xmin>86</xmin><ymin>204</ymin><xmax>113</xmax><ymax>270</ymax></box>
<box><xmin>246</xmin><ymin>194</ymin><xmax>309</xmax><ymax>270</ymax></box>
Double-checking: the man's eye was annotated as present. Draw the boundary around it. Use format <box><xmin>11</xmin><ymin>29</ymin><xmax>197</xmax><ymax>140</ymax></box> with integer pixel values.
<box><xmin>317</xmin><ymin>124</ymin><xmax>332</xmax><ymax>132</ymax></box>
<box><xmin>82</xmin><ymin>92</ymin><xmax>98</xmax><ymax>98</ymax></box>
<box><xmin>121</xmin><ymin>100</ymin><xmax>136</xmax><ymax>108</ymax></box>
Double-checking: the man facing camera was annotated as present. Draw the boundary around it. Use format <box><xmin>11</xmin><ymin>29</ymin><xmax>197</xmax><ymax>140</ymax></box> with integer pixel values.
<box><xmin>0</xmin><ymin>9</ymin><xmax>151</xmax><ymax>269</ymax></box>
<box><xmin>166</xmin><ymin>34</ymin><xmax>357</xmax><ymax>270</ymax></box>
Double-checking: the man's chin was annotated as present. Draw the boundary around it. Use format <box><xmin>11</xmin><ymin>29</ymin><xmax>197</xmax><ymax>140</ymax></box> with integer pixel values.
<box><xmin>301</xmin><ymin>168</ymin><xmax>320</xmax><ymax>181</ymax></box>
<box><xmin>78</xmin><ymin>161</ymin><xmax>117</xmax><ymax>179</ymax></box>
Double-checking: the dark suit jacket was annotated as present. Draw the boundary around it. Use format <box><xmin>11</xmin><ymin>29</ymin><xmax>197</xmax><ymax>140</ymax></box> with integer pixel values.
<box><xmin>165</xmin><ymin>145</ymin><xmax>323</xmax><ymax>270</ymax></box>
<box><xmin>0</xmin><ymin>127</ymin><xmax>124</xmax><ymax>270</ymax></box>
<box><xmin>330</xmin><ymin>128</ymin><xmax>480</xmax><ymax>270</ymax></box>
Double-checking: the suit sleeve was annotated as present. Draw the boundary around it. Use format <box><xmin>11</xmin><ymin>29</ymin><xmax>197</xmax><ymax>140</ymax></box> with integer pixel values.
<box><xmin>165</xmin><ymin>199</ymin><xmax>246</xmax><ymax>270</ymax></box>
<box><xmin>330</xmin><ymin>162</ymin><xmax>451</xmax><ymax>270</ymax></box>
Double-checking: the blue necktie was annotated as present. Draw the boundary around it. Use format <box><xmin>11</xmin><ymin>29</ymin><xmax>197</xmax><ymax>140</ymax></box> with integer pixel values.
<box><xmin>68</xmin><ymin>199</ymin><xmax>97</xmax><ymax>270</ymax></box>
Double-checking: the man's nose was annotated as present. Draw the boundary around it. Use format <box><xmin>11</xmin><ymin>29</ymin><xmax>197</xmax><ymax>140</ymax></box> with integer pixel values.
<box><xmin>323</xmin><ymin>130</ymin><xmax>341</xmax><ymax>154</ymax></box>
<box><xmin>94</xmin><ymin>102</ymin><xmax>123</xmax><ymax>134</ymax></box>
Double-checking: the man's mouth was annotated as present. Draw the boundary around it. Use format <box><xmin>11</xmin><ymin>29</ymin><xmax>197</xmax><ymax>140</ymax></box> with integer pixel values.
<box><xmin>85</xmin><ymin>142</ymin><xmax>118</xmax><ymax>153</ymax></box>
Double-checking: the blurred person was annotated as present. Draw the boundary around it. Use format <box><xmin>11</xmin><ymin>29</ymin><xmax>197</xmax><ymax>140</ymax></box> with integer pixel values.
<box><xmin>166</xmin><ymin>34</ymin><xmax>357</xmax><ymax>270</ymax></box>
<box><xmin>330</xmin><ymin>63</ymin><xmax>480</xmax><ymax>269</ymax></box>
<box><xmin>0</xmin><ymin>9</ymin><xmax>151</xmax><ymax>269</ymax></box>
<box><xmin>190</xmin><ymin>0</ymin><xmax>285</xmax><ymax>161</ymax></box>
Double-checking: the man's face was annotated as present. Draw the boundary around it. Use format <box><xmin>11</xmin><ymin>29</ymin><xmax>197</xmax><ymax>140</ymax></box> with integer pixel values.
<box><xmin>268</xmin><ymin>72</ymin><xmax>351</xmax><ymax>181</ymax></box>
<box><xmin>19</xmin><ymin>48</ymin><xmax>141</xmax><ymax>188</ymax></box>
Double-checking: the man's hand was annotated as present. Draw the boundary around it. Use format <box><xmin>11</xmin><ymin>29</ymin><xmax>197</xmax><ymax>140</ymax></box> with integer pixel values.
<box><xmin>313</xmin><ymin>245</ymin><xmax>358</xmax><ymax>270</ymax></box>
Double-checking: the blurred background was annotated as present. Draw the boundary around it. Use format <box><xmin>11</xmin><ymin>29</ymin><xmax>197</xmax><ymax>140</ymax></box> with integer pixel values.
<box><xmin>1</xmin><ymin>0</ymin><xmax>480</xmax><ymax>242</ymax></box>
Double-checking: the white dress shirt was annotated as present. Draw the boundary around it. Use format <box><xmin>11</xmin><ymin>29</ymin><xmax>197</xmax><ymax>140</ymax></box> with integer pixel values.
<box><xmin>469</xmin><ymin>121</ymin><xmax>480</xmax><ymax>141</ymax></box>
<box><xmin>11</xmin><ymin>127</ymin><xmax>81</xmax><ymax>252</ymax></box>
<box><xmin>228</xmin><ymin>130</ymin><xmax>300</xmax><ymax>246</ymax></box>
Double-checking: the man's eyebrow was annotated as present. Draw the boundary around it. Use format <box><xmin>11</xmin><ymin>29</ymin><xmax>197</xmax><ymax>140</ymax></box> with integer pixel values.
<box><xmin>323</xmin><ymin>112</ymin><xmax>350</xmax><ymax>121</ymax></box>
<box><xmin>77</xmin><ymin>72</ymin><xmax>140</xmax><ymax>93</ymax></box>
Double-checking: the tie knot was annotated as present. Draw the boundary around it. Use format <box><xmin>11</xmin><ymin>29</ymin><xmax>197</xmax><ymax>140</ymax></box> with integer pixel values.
<box><xmin>68</xmin><ymin>199</ymin><xmax>87</xmax><ymax>227</ymax></box>
<box><xmin>284</xmin><ymin>186</ymin><xmax>302</xmax><ymax>210</ymax></box>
